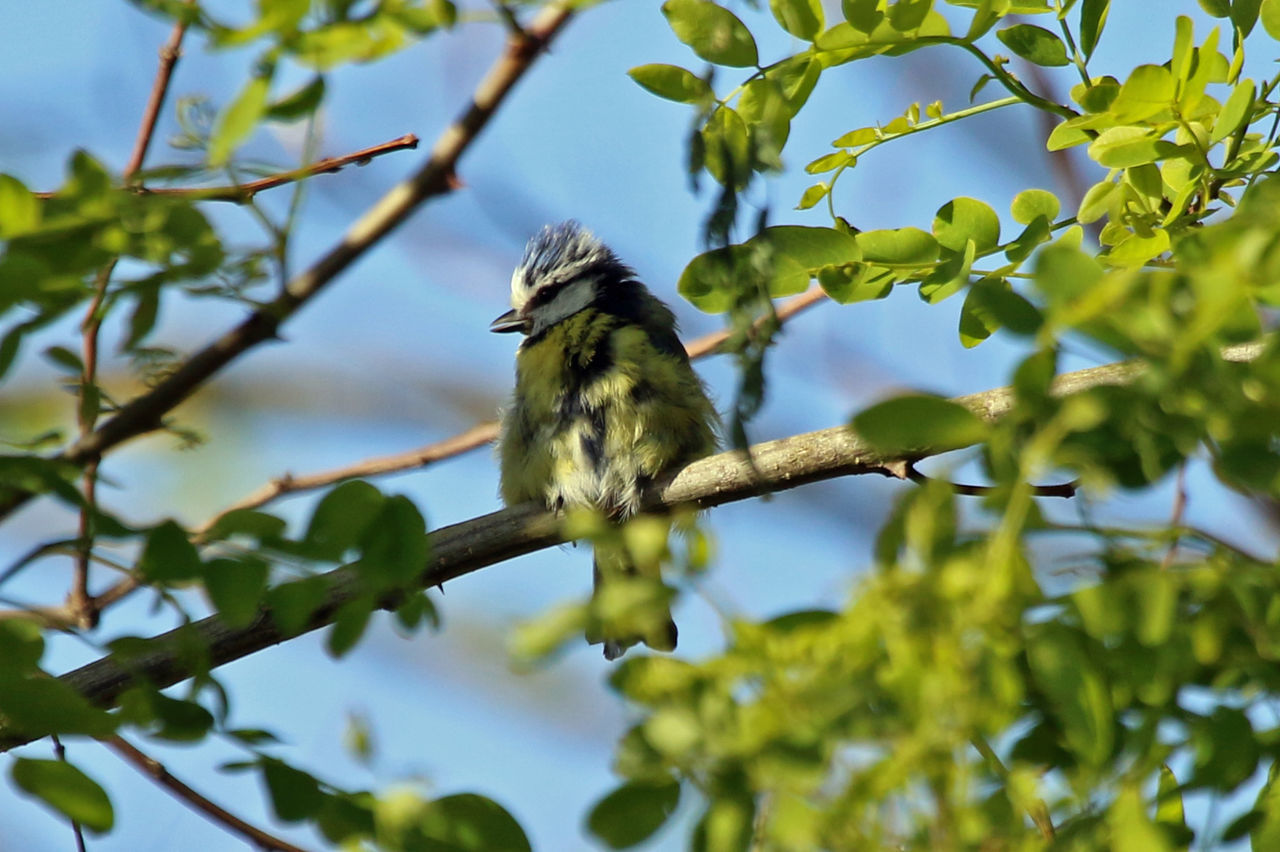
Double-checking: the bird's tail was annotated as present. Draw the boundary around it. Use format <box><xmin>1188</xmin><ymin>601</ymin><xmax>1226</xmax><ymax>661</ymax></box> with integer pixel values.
<box><xmin>586</xmin><ymin>537</ymin><xmax>677</xmax><ymax>661</ymax></box>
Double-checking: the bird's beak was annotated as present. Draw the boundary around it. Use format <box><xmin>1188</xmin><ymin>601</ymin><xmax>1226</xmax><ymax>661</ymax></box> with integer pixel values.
<box><xmin>489</xmin><ymin>308</ymin><xmax>527</xmax><ymax>334</ymax></box>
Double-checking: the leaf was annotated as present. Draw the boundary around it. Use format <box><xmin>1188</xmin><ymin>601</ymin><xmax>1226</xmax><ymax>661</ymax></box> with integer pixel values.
<box><xmin>208</xmin><ymin>60</ymin><xmax>274</xmax><ymax>166</ymax></box>
<box><xmin>1025</xmin><ymin>622</ymin><xmax>1113</xmax><ymax>766</ymax></box>
<box><xmin>203</xmin><ymin>556</ymin><xmax>269</xmax><ymax>628</ymax></box>
<box><xmin>887</xmin><ymin>0</ymin><xmax>932</xmax><ymax>31</ymax></box>
<box><xmin>587</xmin><ymin>779</ymin><xmax>682</xmax><ymax>849</ymax></box>
<box><xmin>796</xmin><ymin>183</ymin><xmax>828</xmax><ymax>209</ymax></box>
<box><xmin>1088</xmin><ymin>125</ymin><xmax>1174</xmax><ymax>168</ymax></box>
<box><xmin>262</xmin><ymin>759</ymin><xmax>324</xmax><ymax>822</ymax></box>
<box><xmin>701</xmin><ymin>106</ymin><xmax>751</xmax><ymax>188</ymax></box>
<box><xmin>1212</xmin><ymin>77</ymin><xmax>1254</xmax><ymax>143</ymax></box>
<box><xmin>0</xmin><ymin>674</ymin><xmax>116</xmax><ymax>738</ymax></box>
<box><xmin>1110</xmin><ymin>785</ymin><xmax>1172</xmax><ymax>852</ymax></box>
<box><xmin>1198</xmin><ymin>0</ymin><xmax>1229</xmax><ymax>15</ymax></box>
<box><xmin>138</xmin><ymin>519</ymin><xmax>202</xmax><ymax>583</ymax></box>
<box><xmin>852</xmin><ymin>395</ymin><xmax>987</xmax><ymax>453</ymax></box>
<box><xmin>996</xmin><ymin>24</ymin><xmax>1070</xmax><ymax>66</ymax></box>
<box><xmin>123</xmin><ymin>284</ymin><xmax>160</xmax><ymax>351</ymax></box>
<box><xmin>662</xmin><ymin>0</ymin><xmax>759</xmax><ymax>67</ymax></box>
<box><xmin>304</xmin><ymin>480</ymin><xmax>384</xmax><ymax>561</ymax></box>
<box><xmin>1231</xmin><ymin>0</ymin><xmax>1262</xmax><ymax>37</ymax></box>
<box><xmin>1264</xmin><ymin>0</ymin><xmax>1280</xmax><ymax>39</ymax></box>
<box><xmin>856</xmin><ymin>227</ymin><xmax>938</xmax><ymax>265</ymax></box>
<box><xmin>1109</xmin><ymin>64</ymin><xmax>1175</xmax><ymax>122</ymax></box>
<box><xmin>421</xmin><ymin>794</ymin><xmax>532</xmax><ymax>851</ymax></box>
<box><xmin>0</xmin><ymin>174</ymin><xmax>40</xmax><ymax>238</ymax></box>
<box><xmin>932</xmin><ymin>196</ymin><xmax>1000</xmax><ymax>252</ymax></box>
<box><xmin>265</xmin><ymin>75</ymin><xmax>326</xmax><ymax>122</ymax></box>
<box><xmin>327</xmin><ymin>596</ymin><xmax>374</xmax><ymax>657</ymax></box>
<box><xmin>11</xmin><ymin>759</ymin><xmax>114</xmax><ymax>833</ymax></box>
<box><xmin>42</xmin><ymin>345</ymin><xmax>84</xmax><ymax>375</ymax></box>
<box><xmin>355</xmin><ymin>495</ymin><xmax>429</xmax><ymax>588</ymax></box>
<box><xmin>628</xmin><ymin>64</ymin><xmax>712</xmax><ymax>104</ymax></box>
<box><xmin>1079</xmin><ymin>0</ymin><xmax>1110</xmax><ymax>57</ymax></box>
<box><xmin>1011</xmin><ymin>188</ymin><xmax>1060</xmax><ymax>225</ymax></box>
<box><xmin>769</xmin><ymin>0</ymin><xmax>823</xmax><ymax>39</ymax></box>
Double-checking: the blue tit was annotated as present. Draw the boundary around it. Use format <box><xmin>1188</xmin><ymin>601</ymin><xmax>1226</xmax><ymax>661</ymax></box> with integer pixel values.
<box><xmin>491</xmin><ymin>222</ymin><xmax>718</xmax><ymax>660</ymax></box>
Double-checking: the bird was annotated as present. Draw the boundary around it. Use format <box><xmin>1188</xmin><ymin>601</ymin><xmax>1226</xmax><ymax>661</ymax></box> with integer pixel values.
<box><xmin>491</xmin><ymin>222</ymin><xmax>718</xmax><ymax>660</ymax></box>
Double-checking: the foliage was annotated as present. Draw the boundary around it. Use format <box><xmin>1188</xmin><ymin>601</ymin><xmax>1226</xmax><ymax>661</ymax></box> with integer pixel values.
<box><xmin>4</xmin><ymin>0</ymin><xmax>1280</xmax><ymax>850</ymax></box>
<box><xmin>612</xmin><ymin>0</ymin><xmax>1280</xmax><ymax>848</ymax></box>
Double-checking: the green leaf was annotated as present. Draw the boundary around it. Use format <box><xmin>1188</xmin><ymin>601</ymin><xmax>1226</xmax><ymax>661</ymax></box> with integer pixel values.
<box><xmin>841</xmin><ymin>0</ymin><xmax>884</xmax><ymax>33</ymax></box>
<box><xmin>1088</xmin><ymin>125</ymin><xmax>1175</xmax><ymax>168</ymax></box>
<box><xmin>421</xmin><ymin>794</ymin><xmax>532</xmax><ymax>851</ymax></box>
<box><xmin>355</xmin><ymin>495</ymin><xmax>429</xmax><ymax>588</ymax></box>
<box><xmin>769</xmin><ymin>0</ymin><xmax>823</xmax><ymax>39</ymax></box>
<box><xmin>1264</xmin><ymin>0</ymin><xmax>1280</xmax><ymax>39</ymax></box>
<box><xmin>205</xmin><ymin>508</ymin><xmax>288</xmax><ymax>542</ymax></box>
<box><xmin>701</xmin><ymin>106</ymin><xmax>751</xmax><ymax>188</ymax></box>
<box><xmin>888</xmin><ymin>0</ymin><xmax>932</xmax><ymax>31</ymax></box>
<box><xmin>123</xmin><ymin>284</ymin><xmax>160</xmax><ymax>351</ymax></box>
<box><xmin>662</xmin><ymin>0</ymin><xmax>759</xmax><ymax>67</ymax></box>
<box><xmin>996</xmin><ymin>24</ymin><xmax>1070</xmax><ymax>66</ymax></box>
<box><xmin>587</xmin><ymin>779</ymin><xmax>682</xmax><ymax>849</ymax></box>
<box><xmin>1198</xmin><ymin>0</ymin><xmax>1229</xmax><ymax>15</ymax></box>
<box><xmin>0</xmin><ymin>673</ymin><xmax>116</xmax><ymax>738</ymax></box>
<box><xmin>1212</xmin><ymin>77</ymin><xmax>1254</xmax><ymax>142</ymax></box>
<box><xmin>262</xmin><ymin>759</ymin><xmax>324</xmax><ymax>822</ymax></box>
<box><xmin>932</xmin><ymin>196</ymin><xmax>1000</xmax><ymax>252</ymax></box>
<box><xmin>1025</xmin><ymin>622</ymin><xmax>1113</xmax><ymax>766</ymax></box>
<box><xmin>1156</xmin><ymin>765</ymin><xmax>1186</xmax><ymax>830</ymax></box>
<box><xmin>203</xmin><ymin>556</ymin><xmax>269</xmax><ymax>628</ymax></box>
<box><xmin>1110</xmin><ymin>785</ymin><xmax>1172</xmax><ymax>852</ymax></box>
<box><xmin>755</xmin><ymin>225</ymin><xmax>861</xmax><ymax>294</ymax></box>
<box><xmin>265</xmin><ymin>75</ymin><xmax>326</xmax><ymax>122</ymax></box>
<box><xmin>856</xmin><ymin>227</ymin><xmax>938</xmax><ymax>265</ymax></box>
<box><xmin>0</xmin><ymin>174</ymin><xmax>40</xmax><ymax>238</ymax></box>
<box><xmin>138</xmin><ymin>519</ymin><xmax>202</xmax><ymax>583</ymax></box>
<box><xmin>1011</xmin><ymin>188</ymin><xmax>1060</xmax><ymax>224</ymax></box>
<box><xmin>1231</xmin><ymin>0</ymin><xmax>1262</xmax><ymax>36</ymax></box>
<box><xmin>43</xmin><ymin>345</ymin><xmax>84</xmax><ymax>375</ymax></box>
<box><xmin>1079</xmin><ymin>0</ymin><xmax>1110</xmax><ymax>57</ymax></box>
<box><xmin>796</xmin><ymin>182</ymin><xmax>828</xmax><ymax>209</ymax></box>
<box><xmin>12</xmin><ymin>759</ymin><xmax>114</xmax><ymax>833</ymax></box>
<box><xmin>304</xmin><ymin>480</ymin><xmax>384</xmax><ymax>561</ymax></box>
<box><xmin>852</xmin><ymin>395</ymin><xmax>987</xmax><ymax>453</ymax></box>
<box><xmin>0</xmin><ymin>620</ymin><xmax>44</xmax><ymax>671</ymax></box>
<box><xmin>1109</xmin><ymin>64</ymin><xmax>1175</xmax><ymax>122</ymax></box>
<box><xmin>919</xmin><ymin>240</ymin><xmax>975</xmax><ymax>304</ymax></box>
<box><xmin>208</xmin><ymin>60</ymin><xmax>274</xmax><ymax>166</ymax></box>
<box><xmin>628</xmin><ymin>64</ymin><xmax>713</xmax><ymax>104</ymax></box>
<box><xmin>268</xmin><ymin>576</ymin><xmax>330</xmax><ymax>636</ymax></box>
<box><xmin>327</xmin><ymin>595</ymin><xmax>374</xmax><ymax>657</ymax></box>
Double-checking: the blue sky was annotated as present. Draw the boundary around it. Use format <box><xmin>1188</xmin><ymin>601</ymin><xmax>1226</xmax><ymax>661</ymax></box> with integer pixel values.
<box><xmin>0</xmin><ymin>1</ymin><xmax>1273</xmax><ymax>849</ymax></box>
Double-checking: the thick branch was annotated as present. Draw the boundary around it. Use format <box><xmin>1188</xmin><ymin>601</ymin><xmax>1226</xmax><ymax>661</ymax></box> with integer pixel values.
<box><xmin>2</xmin><ymin>343</ymin><xmax>1263</xmax><ymax>751</ymax></box>
<box><xmin>0</xmin><ymin>1</ymin><xmax>576</xmax><ymax>524</ymax></box>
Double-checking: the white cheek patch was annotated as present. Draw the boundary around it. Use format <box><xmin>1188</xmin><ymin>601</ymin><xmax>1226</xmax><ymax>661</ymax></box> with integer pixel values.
<box><xmin>529</xmin><ymin>278</ymin><xmax>597</xmax><ymax>336</ymax></box>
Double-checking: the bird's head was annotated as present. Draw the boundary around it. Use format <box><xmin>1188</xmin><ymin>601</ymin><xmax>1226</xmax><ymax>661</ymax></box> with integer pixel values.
<box><xmin>490</xmin><ymin>221</ymin><xmax>633</xmax><ymax>337</ymax></box>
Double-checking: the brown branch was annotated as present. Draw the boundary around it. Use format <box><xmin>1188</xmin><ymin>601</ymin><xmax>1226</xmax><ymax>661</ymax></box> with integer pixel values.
<box><xmin>124</xmin><ymin>3</ymin><xmax>194</xmax><ymax>181</ymax></box>
<box><xmin>105</xmin><ymin>736</ymin><xmax>313</xmax><ymax>852</ymax></box>
<box><xmin>139</xmin><ymin>134</ymin><xmax>421</xmax><ymax>203</ymax></box>
<box><xmin>0</xmin><ymin>1</ymin><xmax>577</xmax><ymax>526</ymax></box>
<box><xmin>0</xmin><ymin>342</ymin><xmax>1263</xmax><ymax>751</ymax></box>
<box><xmin>68</xmin><ymin>6</ymin><xmax>195</xmax><ymax>630</ymax></box>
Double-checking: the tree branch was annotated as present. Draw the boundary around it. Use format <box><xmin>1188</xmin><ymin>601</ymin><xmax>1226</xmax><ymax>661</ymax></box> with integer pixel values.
<box><xmin>1</xmin><ymin>342</ymin><xmax>1262</xmax><ymax>752</ymax></box>
<box><xmin>105</xmin><ymin>736</ymin><xmax>313</xmax><ymax>852</ymax></box>
<box><xmin>139</xmin><ymin>134</ymin><xmax>420</xmax><ymax>202</ymax></box>
<box><xmin>0</xmin><ymin>0</ymin><xmax>577</xmax><ymax>525</ymax></box>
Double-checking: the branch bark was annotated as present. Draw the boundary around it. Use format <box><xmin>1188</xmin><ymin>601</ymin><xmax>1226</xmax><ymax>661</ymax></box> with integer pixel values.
<box><xmin>1</xmin><ymin>342</ymin><xmax>1262</xmax><ymax>752</ymax></box>
<box><xmin>0</xmin><ymin>0</ymin><xmax>576</xmax><ymax>525</ymax></box>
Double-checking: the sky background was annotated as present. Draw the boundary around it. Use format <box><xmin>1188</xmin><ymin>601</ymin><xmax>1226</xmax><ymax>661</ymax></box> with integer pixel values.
<box><xmin>0</xmin><ymin>1</ymin><xmax>1275</xmax><ymax>849</ymax></box>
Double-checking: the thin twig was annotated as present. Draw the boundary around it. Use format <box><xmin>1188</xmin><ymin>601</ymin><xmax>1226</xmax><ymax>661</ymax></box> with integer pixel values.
<box><xmin>51</xmin><ymin>735</ymin><xmax>88</xmax><ymax>852</ymax></box>
<box><xmin>140</xmin><ymin>134</ymin><xmax>420</xmax><ymax>202</ymax></box>
<box><xmin>0</xmin><ymin>1</ymin><xmax>577</xmax><ymax>526</ymax></box>
<box><xmin>902</xmin><ymin>461</ymin><xmax>1077</xmax><ymax>499</ymax></box>
<box><xmin>970</xmin><ymin>735</ymin><xmax>1055</xmax><ymax>841</ymax></box>
<box><xmin>1161</xmin><ymin>463</ymin><xmax>1188</xmax><ymax>570</ymax></box>
<box><xmin>68</xmin><ymin>5</ymin><xmax>195</xmax><ymax>629</ymax></box>
<box><xmin>0</xmin><ymin>342</ymin><xmax>1261</xmax><ymax>752</ymax></box>
<box><xmin>123</xmin><ymin>3</ymin><xmax>193</xmax><ymax>181</ymax></box>
<box><xmin>105</xmin><ymin>736</ymin><xmax>313</xmax><ymax>852</ymax></box>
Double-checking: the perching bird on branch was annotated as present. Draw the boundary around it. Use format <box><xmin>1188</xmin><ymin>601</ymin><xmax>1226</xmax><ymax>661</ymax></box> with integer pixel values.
<box><xmin>492</xmin><ymin>222</ymin><xmax>718</xmax><ymax>659</ymax></box>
